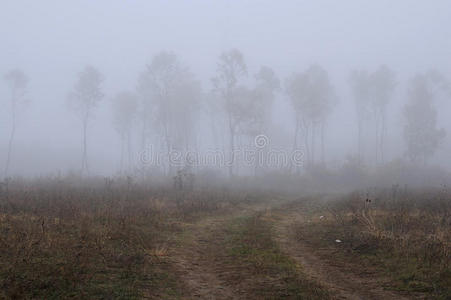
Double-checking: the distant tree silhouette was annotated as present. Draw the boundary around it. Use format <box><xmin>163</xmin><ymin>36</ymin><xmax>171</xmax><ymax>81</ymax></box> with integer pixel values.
<box><xmin>404</xmin><ymin>72</ymin><xmax>446</xmax><ymax>164</ymax></box>
<box><xmin>286</xmin><ymin>65</ymin><xmax>335</xmax><ymax>168</ymax></box>
<box><xmin>369</xmin><ymin>65</ymin><xmax>396</xmax><ymax>164</ymax></box>
<box><xmin>112</xmin><ymin>91</ymin><xmax>138</xmax><ymax>172</ymax></box>
<box><xmin>212</xmin><ymin>49</ymin><xmax>247</xmax><ymax>177</ymax></box>
<box><xmin>349</xmin><ymin>69</ymin><xmax>371</xmax><ymax>164</ymax></box>
<box><xmin>68</xmin><ymin>66</ymin><xmax>104</xmax><ymax>174</ymax></box>
<box><xmin>138</xmin><ymin>51</ymin><xmax>200</xmax><ymax>174</ymax></box>
<box><xmin>3</xmin><ymin>69</ymin><xmax>29</xmax><ymax>177</ymax></box>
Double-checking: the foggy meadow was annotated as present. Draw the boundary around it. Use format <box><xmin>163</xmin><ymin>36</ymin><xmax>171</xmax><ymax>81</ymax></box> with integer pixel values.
<box><xmin>0</xmin><ymin>1</ymin><xmax>450</xmax><ymax>299</ymax></box>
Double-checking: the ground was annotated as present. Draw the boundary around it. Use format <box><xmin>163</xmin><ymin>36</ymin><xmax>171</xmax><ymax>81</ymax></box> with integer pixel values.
<box><xmin>1</xmin><ymin>188</ymin><xmax>448</xmax><ymax>299</ymax></box>
<box><xmin>162</xmin><ymin>197</ymin><xmax>426</xmax><ymax>299</ymax></box>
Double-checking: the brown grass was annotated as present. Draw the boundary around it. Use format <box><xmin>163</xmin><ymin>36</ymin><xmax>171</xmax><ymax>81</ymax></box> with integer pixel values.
<box><xmin>210</xmin><ymin>213</ymin><xmax>330</xmax><ymax>299</ymax></box>
<box><xmin>0</xmin><ymin>177</ymin><xmax>241</xmax><ymax>299</ymax></box>
<box><xmin>294</xmin><ymin>189</ymin><xmax>451</xmax><ymax>298</ymax></box>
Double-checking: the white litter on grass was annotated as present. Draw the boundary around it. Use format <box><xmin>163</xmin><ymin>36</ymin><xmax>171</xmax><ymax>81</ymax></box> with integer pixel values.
<box><xmin>335</xmin><ymin>239</ymin><xmax>342</xmax><ymax>243</ymax></box>
<box><xmin>319</xmin><ymin>215</ymin><xmax>324</xmax><ymax>219</ymax></box>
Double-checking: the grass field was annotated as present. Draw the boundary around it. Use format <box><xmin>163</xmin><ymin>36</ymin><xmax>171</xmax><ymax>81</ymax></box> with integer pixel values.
<box><xmin>0</xmin><ymin>178</ymin><xmax>449</xmax><ymax>299</ymax></box>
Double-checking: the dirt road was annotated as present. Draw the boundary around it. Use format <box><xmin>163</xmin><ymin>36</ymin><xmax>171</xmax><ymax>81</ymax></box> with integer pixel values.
<box><xmin>272</xmin><ymin>209</ymin><xmax>408</xmax><ymax>300</ymax></box>
<box><xmin>168</xmin><ymin>200</ymin><xmax>413</xmax><ymax>299</ymax></box>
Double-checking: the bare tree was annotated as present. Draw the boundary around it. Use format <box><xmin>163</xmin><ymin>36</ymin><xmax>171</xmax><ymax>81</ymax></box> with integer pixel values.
<box><xmin>212</xmin><ymin>49</ymin><xmax>247</xmax><ymax>177</ymax></box>
<box><xmin>139</xmin><ymin>51</ymin><xmax>200</xmax><ymax>174</ymax></box>
<box><xmin>171</xmin><ymin>70</ymin><xmax>201</xmax><ymax>153</ymax></box>
<box><xmin>404</xmin><ymin>73</ymin><xmax>446</xmax><ymax>164</ymax></box>
<box><xmin>286</xmin><ymin>65</ymin><xmax>334</xmax><ymax>168</ymax></box>
<box><xmin>229</xmin><ymin>85</ymin><xmax>255</xmax><ymax>174</ymax></box>
<box><xmin>137</xmin><ymin>65</ymin><xmax>156</xmax><ymax>159</ymax></box>
<box><xmin>204</xmin><ymin>91</ymin><xmax>226</xmax><ymax>152</ymax></box>
<box><xmin>3</xmin><ymin>69</ymin><xmax>29</xmax><ymax>177</ymax></box>
<box><xmin>112</xmin><ymin>91</ymin><xmax>138</xmax><ymax>172</ymax></box>
<box><xmin>349</xmin><ymin>69</ymin><xmax>371</xmax><ymax>164</ymax></box>
<box><xmin>68</xmin><ymin>66</ymin><xmax>104</xmax><ymax>174</ymax></box>
<box><xmin>369</xmin><ymin>65</ymin><xmax>396</xmax><ymax>164</ymax></box>
<box><xmin>247</xmin><ymin>66</ymin><xmax>280</xmax><ymax>175</ymax></box>
<box><xmin>252</xmin><ymin>66</ymin><xmax>280</xmax><ymax>134</ymax></box>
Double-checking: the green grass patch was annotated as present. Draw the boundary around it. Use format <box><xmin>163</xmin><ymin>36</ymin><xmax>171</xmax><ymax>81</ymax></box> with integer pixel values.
<box><xmin>222</xmin><ymin>214</ymin><xmax>329</xmax><ymax>299</ymax></box>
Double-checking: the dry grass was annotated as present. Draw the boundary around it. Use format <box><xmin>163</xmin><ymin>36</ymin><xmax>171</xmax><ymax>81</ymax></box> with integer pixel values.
<box><xmin>215</xmin><ymin>213</ymin><xmax>330</xmax><ymax>299</ymax></box>
<box><xmin>294</xmin><ymin>189</ymin><xmax>451</xmax><ymax>298</ymax></box>
<box><xmin>3</xmin><ymin>176</ymin><xmax>449</xmax><ymax>298</ymax></box>
<box><xmin>0</xmin><ymin>177</ymin><xmax>240</xmax><ymax>299</ymax></box>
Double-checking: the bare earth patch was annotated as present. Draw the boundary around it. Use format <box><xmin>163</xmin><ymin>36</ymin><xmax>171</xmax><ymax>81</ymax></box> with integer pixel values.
<box><xmin>168</xmin><ymin>201</ymin><xmax>329</xmax><ymax>299</ymax></box>
<box><xmin>169</xmin><ymin>211</ymin><xmax>246</xmax><ymax>299</ymax></box>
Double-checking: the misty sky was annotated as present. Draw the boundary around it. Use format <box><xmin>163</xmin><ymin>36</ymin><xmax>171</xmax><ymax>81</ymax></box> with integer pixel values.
<box><xmin>1</xmin><ymin>0</ymin><xmax>451</xmax><ymax>175</ymax></box>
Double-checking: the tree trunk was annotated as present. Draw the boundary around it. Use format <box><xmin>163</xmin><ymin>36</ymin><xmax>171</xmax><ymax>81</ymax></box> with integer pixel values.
<box><xmin>321</xmin><ymin>120</ymin><xmax>325</xmax><ymax>165</ymax></box>
<box><xmin>290</xmin><ymin>115</ymin><xmax>300</xmax><ymax>174</ymax></box>
<box><xmin>81</xmin><ymin>116</ymin><xmax>89</xmax><ymax>174</ymax></box>
<box><xmin>375</xmin><ymin>112</ymin><xmax>379</xmax><ymax>165</ymax></box>
<box><xmin>164</xmin><ymin>124</ymin><xmax>172</xmax><ymax>176</ymax></box>
<box><xmin>120</xmin><ymin>133</ymin><xmax>125</xmax><ymax>174</ymax></box>
<box><xmin>380</xmin><ymin>111</ymin><xmax>386</xmax><ymax>164</ymax></box>
<box><xmin>210</xmin><ymin>113</ymin><xmax>218</xmax><ymax>150</ymax></box>
<box><xmin>311</xmin><ymin>122</ymin><xmax>316</xmax><ymax>164</ymax></box>
<box><xmin>4</xmin><ymin>100</ymin><xmax>16</xmax><ymax>178</ymax></box>
<box><xmin>127</xmin><ymin>131</ymin><xmax>132</xmax><ymax>170</ymax></box>
<box><xmin>303</xmin><ymin>119</ymin><xmax>310</xmax><ymax>167</ymax></box>
<box><xmin>141</xmin><ymin>117</ymin><xmax>147</xmax><ymax>164</ymax></box>
<box><xmin>357</xmin><ymin>117</ymin><xmax>363</xmax><ymax>165</ymax></box>
<box><xmin>228</xmin><ymin>110</ymin><xmax>235</xmax><ymax>178</ymax></box>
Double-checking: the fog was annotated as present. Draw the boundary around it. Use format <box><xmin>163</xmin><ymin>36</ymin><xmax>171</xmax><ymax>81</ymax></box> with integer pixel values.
<box><xmin>1</xmin><ymin>0</ymin><xmax>451</xmax><ymax>188</ymax></box>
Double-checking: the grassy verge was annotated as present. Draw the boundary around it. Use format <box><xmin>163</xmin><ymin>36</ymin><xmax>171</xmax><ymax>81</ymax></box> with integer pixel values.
<box><xmin>0</xmin><ymin>180</ymin><xmax>244</xmax><ymax>299</ymax></box>
<box><xmin>218</xmin><ymin>213</ymin><xmax>329</xmax><ymax>299</ymax></box>
<box><xmin>292</xmin><ymin>192</ymin><xmax>451</xmax><ymax>299</ymax></box>
<box><xmin>0</xmin><ymin>211</ymin><xmax>184</xmax><ymax>299</ymax></box>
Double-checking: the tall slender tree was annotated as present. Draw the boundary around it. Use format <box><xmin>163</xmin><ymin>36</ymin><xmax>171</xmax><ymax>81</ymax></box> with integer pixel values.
<box><xmin>404</xmin><ymin>73</ymin><xmax>446</xmax><ymax>164</ymax></box>
<box><xmin>286</xmin><ymin>65</ymin><xmax>334</xmax><ymax>168</ymax></box>
<box><xmin>349</xmin><ymin>69</ymin><xmax>371</xmax><ymax>164</ymax></box>
<box><xmin>68</xmin><ymin>66</ymin><xmax>104</xmax><ymax>174</ymax></box>
<box><xmin>369</xmin><ymin>65</ymin><xmax>396</xmax><ymax>163</ymax></box>
<box><xmin>212</xmin><ymin>49</ymin><xmax>247</xmax><ymax>177</ymax></box>
<box><xmin>112</xmin><ymin>91</ymin><xmax>138</xmax><ymax>172</ymax></box>
<box><xmin>246</xmin><ymin>67</ymin><xmax>280</xmax><ymax>175</ymax></box>
<box><xmin>137</xmin><ymin>64</ymin><xmax>156</xmax><ymax>159</ymax></box>
<box><xmin>139</xmin><ymin>51</ymin><xmax>200</xmax><ymax>174</ymax></box>
<box><xmin>252</xmin><ymin>66</ymin><xmax>280</xmax><ymax>134</ymax></box>
<box><xmin>3</xmin><ymin>69</ymin><xmax>28</xmax><ymax>177</ymax></box>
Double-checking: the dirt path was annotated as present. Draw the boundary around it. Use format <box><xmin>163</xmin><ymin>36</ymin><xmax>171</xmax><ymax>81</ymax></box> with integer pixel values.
<box><xmin>272</xmin><ymin>209</ymin><xmax>409</xmax><ymax>300</ymax></box>
<box><xmin>168</xmin><ymin>199</ymin><xmax>412</xmax><ymax>299</ymax></box>
<box><xmin>169</xmin><ymin>215</ymin><xmax>239</xmax><ymax>299</ymax></box>
<box><xmin>169</xmin><ymin>203</ymin><xmax>268</xmax><ymax>299</ymax></box>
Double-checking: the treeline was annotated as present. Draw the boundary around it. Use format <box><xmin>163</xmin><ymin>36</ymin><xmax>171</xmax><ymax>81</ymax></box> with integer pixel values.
<box><xmin>2</xmin><ymin>49</ymin><xmax>450</xmax><ymax>178</ymax></box>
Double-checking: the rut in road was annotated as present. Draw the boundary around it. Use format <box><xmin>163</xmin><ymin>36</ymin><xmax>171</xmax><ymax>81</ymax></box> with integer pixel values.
<box><xmin>272</xmin><ymin>210</ymin><xmax>410</xmax><ymax>300</ymax></box>
<box><xmin>168</xmin><ymin>203</ymin><xmax>266</xmax><ymax>300</ymax></box>
<box><xmin>169</xmin><ymin>200</ymin><xmax>412</xmax><ymax>299</ymax></box>
<box><xmin>168</xmin><ymin>202</ymin><xmax>278</xmax><ymax>299</ymax></box>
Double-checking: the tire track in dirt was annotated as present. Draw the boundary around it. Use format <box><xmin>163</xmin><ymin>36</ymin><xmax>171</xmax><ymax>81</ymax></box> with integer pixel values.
<box><xmin>170</xmin><ymin>215</ymin><xmax>239</xmax><ymax>299</ymax></box>
<box><xmin>169</xmin><ymin>204</ymin><xmax>267</xmax><ymax>299</ymax></box>
<box><xmin>272</xmin><ymin>209</ymin><xmax>410</xmax><ymax>300</ymax></box>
